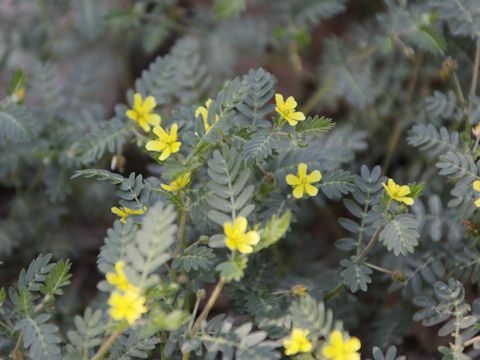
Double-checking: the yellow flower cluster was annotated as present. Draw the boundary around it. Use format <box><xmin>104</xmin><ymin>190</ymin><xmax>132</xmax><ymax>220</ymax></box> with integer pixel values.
<box><xmin>382</xmin><ymin>178</ymin><xmax>414</xmax><ymax>206</ymax></box>
<box><xmin>106</xmin><ymin>261</ymin><xmax>147</xmax><ymax>325</ymax></box>
<box><xmin>223</xmin><ymin>217</ymin><xmax>259</xmax><ymax>254</ymax></box>
<box><xmin>126</xmin><ymin>93</ymin><xmax>161</xmax><ymax>132</ymax></box>
<box><xmin>111</xmin><ymin>206</ymin><xmax>145</xmax><ymax>224</ymax></box>
<box><xmin>275</xmin><ymin>93</ymin><xmax>306</xmax><ymax>126</ymax></box>
<box><xmin>322</xmin><ymin>330</ymin><xmax>361</xmax><ymax>360</ymax></box>
<box><xmin>286</xmin><ymin>163</ymin><xmax>322</xmax><ymax>199</ymax></box>
<box><xmin>283</xmin><ymin>328</ymin><xmax>312</xmax><ymax>356</ymax></box>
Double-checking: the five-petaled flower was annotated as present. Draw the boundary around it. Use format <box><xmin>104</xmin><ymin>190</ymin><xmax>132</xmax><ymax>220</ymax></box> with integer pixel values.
<box><xmin>286</xmin><ymin>163</ymin><xmax>322</xmax><ymax>199</ymax></box>
<box><xmin>283</xmin><ymin>328</ymin><xmax>312</xmax><ymax>356</ymax></box>
<box><xmin>322</xmin><ymin>330</ymin><xmax>361</xmax><ymax>360</ymax></box>
<box><xmin>195</xmin><ymin>98</ymin><xmax>219</xmax><ymax>133</ymax></box>
<box><xmin>126</xmin><ymin>93</ymin><xmax>161</xmax><ymax>132</ymax></box>
<box><xmin>106</xmin><ymin>261</ymin><xmax>139</xmax><ymax>292</ymax></box>
<box><xmin>275</xmin><ymin>93</ymin><xmax>306</xmax><ymax>126</ymax></box>
<box><xmin>108</xmin><ymin>290</ymin><xmax>148</xmax><ymax>325</ymax></box>
<box><xmin>382</xmin><ymin>178</ymin><xmax>414</xmax><ymax>206</ymax></box>
<box><xmin>224</xmin><ymin>217</ymin><xmax>260</xmax><ymax>254</ymax></box>
<box><xmin>161</xmin><ymin>173</ymin><xmax>191</xmax><ymax>192</ymax></box>
<box><xmin>146</xmin><ymin>123</ymin><xmax>182</xmax><ymax>161</ymax></box>
<box><xmin>473</xmin><ymin>180</ymin><xmax>480</xmax><ymax>207</ymax></box>
<box><xmin>111</xmin><ymin>206</ymin><xmax>145</xmax><ymax>223</ymax></box>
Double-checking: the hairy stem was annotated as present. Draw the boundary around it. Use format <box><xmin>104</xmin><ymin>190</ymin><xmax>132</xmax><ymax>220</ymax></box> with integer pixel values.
<box><xmin>170</xmin><ymin>209</ymin><xmax>188</xmax><ymax>282</ymax></box>
<box><xmin>355</xmin><ymin>227</ymin><xmax>381</xmax><ymax>264</ymax></box>
<box><xmin>90</xmin><ymin>331</ymin><xmax>121</xmax><ymax>360</ymax></box>
<box><xmin>468</xmin><ymin>36</ymin><xmax>480</xmax><ymax>113</ymax></box>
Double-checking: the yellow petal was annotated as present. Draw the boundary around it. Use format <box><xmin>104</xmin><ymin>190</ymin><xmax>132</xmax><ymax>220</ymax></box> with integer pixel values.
<box><xmin>305</xmin><ymin>183</ymin><xmax>318</xmax><ymax>197</ymax></box>
<box><xmin>322</xmin><ymin>345</ymin><xmax>336</xmax><ymax>357</ymax></box>
<box><xmin>286</xmin><ymin>118</ymin><xmax>298</xmax><ymax>126</ymax></box>
<box><xmin>224</xmin><ymin>222</ymin><xmax>234</xmax><ymax>238</ymax></box>
<box><xmin>345</xmin><ymin>337</ymin><xmax>361</xmax><ymax>352</ymax></box>
<box><xmin>307</xmin><ymin>170</ymin><xmax>322</xmax><ymax>183</ymax></box>
<box><xmin>159</xmin><ymin>147</ymin><xmax>171</xmax><ymax>161</ymax></box>
<box><xmin>475</xmin><ymin>197</ymin><xmax>480</xmax><ymax>208</ymax></box>
<box><xmin>144</xmin><ymin>113</ymin><xmax>161</xmax><ymax>126</ymax></box>
<box><xmin>153</xmin><ymin>125</ymin><xmax>168</xmax><ymax>139</ymax></box>
<box><xmin>346</xmin><ymin>354</ymin><xmax>361</xmax><ymax>360</ymax></box>
<box><xmin>298</xmin><ymin>163</ymin><xmax>308</xmax><ymax>178</ymax></box>
<box><xmin>293</xmin><ymin>184</ymin><xmax>305</xmax><ymax>199</ymax></box>
<box><xmin>225</xmin><ymin>236</ymin><xmax>236</xmax><ymax>251</ymax></box>
<box><xmin>111</xmin><ymin>207</ymin><xmax>126</xmax><ymax>217</ymax></box>
<box><xmin>142</xmin><ymin>95</ymin><xmax>156</xmax><ymax>112</ymax></box>
<box><xmin>237</xmin><ymin>243</ymin><xmax>253</xmax><ymax>254</ymax></box>
<box><xmin>289</xmin><ymin>111</ymin><xmax>305</xmax><ymax>121</ymax></box>
<box><xmin>133</xmin><ymin>93</ymin><xmax>142</xmax><ymax>110</ymax></box>
<box><xmin>286</xmin><ymin>174</ymin><xmax>301</xmax><ymax>185</ymax></box>
<box><xmin>275</xmin><ymin>93</ymin><xmax>285</xmax><ymax>107</ymax></box>
<box><xmin>329</xmin><ymin>330</ymin><xmax>344</xmax><ymax>346</ymax></box>
<box><xmin>246</xmin><ymin>231</ymin><xmax>260</xmax><ymax>245</ymax></box>
<box><xmin>473</xmin><ymin>180</ymin><xmax>480</xmax><ymax>192</ymax></box>
<box><xmin>146</xmin><ymin>140</ymin><xmax>166</xmax><ymax>151</ymax></box>
<box><xmin>126</xmin><ymin>109</ymin><xmax>138</xmax><ymax>121</ymax></box>
<box><xmin>234</xmin><ymin>216</ymin><xmax>248</xmax><ymax>233</ymax></box>
<box><xmin>170</xmin><ymin>141</ymin><xmax>181</xmax><ymax>153</ymax></box>
<box><xmin>161</xmin><ymin>183</ymin><xmax>174</xmax><ymax>192</ymax></box>
<box><xmin>285</xmin><ymin>96</ymin><xmax>297</xmax><ymax>109</ymax></box>
<box><xmin>401</xmin><ymin>197</ymin><xmax>414</xmax><ymax>206</ymax></box>
<box><xmin>397</xmin><ymin>185</ymin><xmax>411</xmax><ymax>197</ymax></box>
<box><xmin>168</xmin><ymin>123</ymin><xmax>178</xmax><ymax>142</ymax></box>
<box><xmin>138</xmin><ymin>119</ymin><xmax>151</xmax><ymax>132</ymax></box>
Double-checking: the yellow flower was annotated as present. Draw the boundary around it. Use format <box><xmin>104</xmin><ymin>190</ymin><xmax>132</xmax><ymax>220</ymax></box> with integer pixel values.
<box><xmin>283</xmin><ymin>328</ymin><xmax>312</xmax><ymax>356</ymax></box>
<box><xmin>106</xmin><ymin>261</ymin><xmax>139</xmax><ymax>293</ymax></box>
<box><xmin>146</xmin><ymin>123</ymin><xmax>181</xmax><ymax>161</ymax></box>
<box><xmin>224</xmin><ymin>217</ymin><xmax>260</xmax><ymax>254</ymax></box>
<box><xmin>292</xmin><ymin>285</ymin><xmax>308</xmax><ymax>296</ymax></box>
<box><xmin>322</xmin><ymin>330</ymin><xmax>361</xmax><ymax>360</ymax></box>
<box><xmin>195</xmin><ymin>98</ymin><xmax>219</xmax><ymax>133</ymax></box>
<box><xmin>473</xmin><ymin>180</ymin><xmax>480</xmax><ymax>207</ymax></box>
<box><xmin>126</xmin><ymin>93</ymin><xmax>161</xmax><ymax>132</ymax></box>
<box><xmin>111</xmin><ymin>206</ymin><xmax>145</xmax><ymax>223</ymax></box>
<box><xmin>382</xmin><ymin>178</ymin><xmax>414</xmax><ymax>206</ymax></box>
<box><xmin>108</xmin><ymin>289</ymin><xmax>148</xmax><ymax>325</ymax></box>
<box><xmin>286</xmin><ymin>163</ymin><xmax>322</xmax><ymax>199</ymax></box>
<box><xmin>275</xmin><ymin>93</ymin><xmax>306</xmax><ymax>126</ymax></box>
<box><xmin>161</xmin><ymin>173</ymin><xmax>191</xmax><ymax>192</ymax></box>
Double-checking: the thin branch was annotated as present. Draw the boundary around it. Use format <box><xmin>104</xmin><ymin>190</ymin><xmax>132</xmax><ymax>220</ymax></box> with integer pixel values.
<box><xmin>468</xmin><ymin>36</ymin><xmax>480</xmax><ymax>113</ymax></box>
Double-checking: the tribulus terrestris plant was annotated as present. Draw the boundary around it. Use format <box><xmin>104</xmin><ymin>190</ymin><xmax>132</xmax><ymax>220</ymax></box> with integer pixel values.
<box><xmin>3</xmin><ymin>0</ymin><xmax>480</xmax><ymax>359</ymax></box>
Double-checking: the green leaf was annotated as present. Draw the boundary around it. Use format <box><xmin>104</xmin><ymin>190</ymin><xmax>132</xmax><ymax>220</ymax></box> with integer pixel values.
<box><xmin>40</xmin><ymin>259</ymin><xmax>72</xmax><ymax>297</ymax></box>
<box><xmin>172</xmin><ymin>244</ymin><xmax>215</xmax><ymax>272</ymax></box>
<box><xmin>255</xmin><ymin>211</ymin><xmax>291</xmax><ymax>251</ymax></box>
<box><xmin>6</xmin><ymin>69</ymin><xmax>26</xmax><ymax>96</ymax></box>
<box><xmin>379</xmin><ymin>214</ymin><xmax>420</xmax><ymax>256</ymax></box>
<box><xmin>296</xmin><ymin>115</ymin><xmax>335</xmax><ymax>135</ymax></box>
<box><xmin>65</xmin><ymin>308</ymin><xmax>105</xmax><ymax>357</ymax></box>
<box><xmin>214</xmin><ymin>0</ymin><xmax>246</xmax><ymax>19</ymax></box>
<box><xmin>216</xmin><ymin>257</ymin><xmax>248</xmax><ymax>282</ymax></box>
<box><xmin>0</xmin><ymin>104</ymin><xmax>35</xmax><ymax>144</ymax></box>
<box><xmin>340</xmin><ymin>259</ymin><xmax>372</xmax><ymax>292</ymax></box>
<box><xmin>242</xmin><ymin>130</ymin><xmax>279</xmax><ymax>162</ymax></box>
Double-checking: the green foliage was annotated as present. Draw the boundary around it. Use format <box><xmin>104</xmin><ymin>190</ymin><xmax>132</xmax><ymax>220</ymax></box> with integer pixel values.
<box><xmin>379</xmin><ymin>214</ymin><xmax>420</xmax><ymax>256</ymax></box>
<box><xmin>296</xmin><ymin>116</ymin><xmax>335</xmax><ymax>135</ymax></box>
<box><xmin>340</xmin><ymin>259</ymin><xmax>373</xmax><ymax>293</ymax></box>
<box><xmin>65</xmin><ymin>308</ymin><xmax>104</xmax><ymax>358</ymax></box>
<box><xmin>256</xmin><ymin>210</ymin><xmax>291</xmax><ymax>251</ymax></box>
<box><xmin>207</xmin><ymin>146</ymin><xmax>255</xmax><ymax>226</ymax></box>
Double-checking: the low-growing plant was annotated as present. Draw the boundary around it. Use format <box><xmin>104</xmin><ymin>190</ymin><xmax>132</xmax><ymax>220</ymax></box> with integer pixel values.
<box><xmin>4</xmin><ymin>0</ymin><xmax>480</xmax><ymax>359</ymax></box>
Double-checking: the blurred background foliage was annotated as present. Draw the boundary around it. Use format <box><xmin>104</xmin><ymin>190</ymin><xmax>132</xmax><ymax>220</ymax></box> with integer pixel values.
<box><xmin>2</xmin><ymin>0</ymin><xmax>480</xmax><ymax>358</ymax></box>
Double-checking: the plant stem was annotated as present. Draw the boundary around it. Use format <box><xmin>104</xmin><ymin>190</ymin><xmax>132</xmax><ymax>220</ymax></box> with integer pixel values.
<box><xmin>324</xmin><ymin>283</ymin><xmax>344</xmax><ymax>301</ymax></box>
<box><xmin>468</xmin><ymin>36</ymin><xmax>480</xmax><ymax>113</ymax></box>
<box><xmin>464</xmin><ymin>335</ymin><xmax>480</xmax><ymax>347</ymax></box>
<box><xmin>189</xmin><ymin>277</ymin><xmax>226</xmax><ymax>337</ymax></box>
<box><xmin>170</xmin><ymin>209</ymin><xmax>188</xmax><ymax>282</ymax></box>
<box><xmin>382</xmin><ymin>52</ymin><xmax>422</xmax><ymax>174</ymax></box>
<box><xmin>452</xmin><ymin>72</ymin><xmax>465</xmax><ymax>105</ymax></box>
<box><xmin>355</xmin><ymin>227</ymin><xmax>381</xmax><ymax>264</ymax></box>
<box><xmin>90</xmin><ymin>331</ymin><xmax>121</xmax><ymax>360</ymax></box>
<box><xmin>301</xmin><ymin>78</ymin><xmax>334</xmax><ymax>115</ymax></box>
<box><xmin>365</xmin><ymin>262</ymin><xmax>394</xmax><ymax>274</ymax></box>
<box><xmin>10</xmin><ymin>333</ymin><xmax>23</xmax><ymax>360</ymax></box>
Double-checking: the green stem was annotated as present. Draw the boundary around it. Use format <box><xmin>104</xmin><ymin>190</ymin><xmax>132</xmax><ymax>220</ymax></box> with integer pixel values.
<box><xmin>170</xmin><ymin>209</ymin><xmax>188</xmax><ymax>282</ymax></box>
<box><xmin>301</xmin><ymin>78</ymin><xmax>333</xmax><ymax>115</ymax></box>
<box><xmin>189</xmin><ymin>277</ymin><xmax>226</xmax><ymax>337</ymax></box>
<box><xmin>90</xmin><ymin>331</ymin><xmax>121</xmax><ymax>360</ymax></box>
<box><xmin>468</xmin><ymin>36</ymin><xmax>480</xmax><ymax>113</ymax></box>
<box><xmin>323</xmin><ymin>283</ymin><xmax>344</xmax><ymax>301</ymax></box>
<box><xmin>355</xmin><ymin>227</ymin><xmax>381</xmax><ymax>264</ymax></box>
<box><xmin>365</xmin><ymin>262</ymin><xmax>394</xmax><ymax>275</ymax></box>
